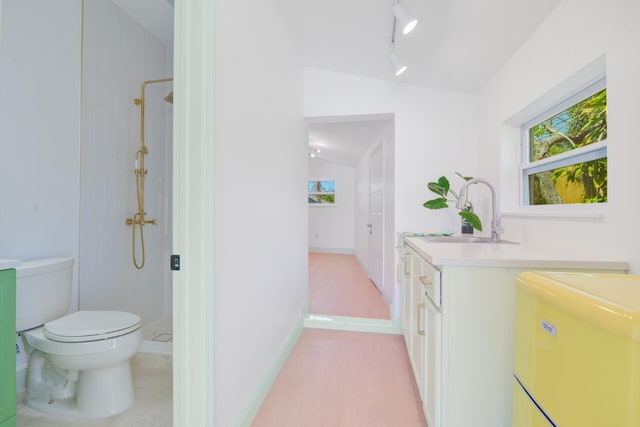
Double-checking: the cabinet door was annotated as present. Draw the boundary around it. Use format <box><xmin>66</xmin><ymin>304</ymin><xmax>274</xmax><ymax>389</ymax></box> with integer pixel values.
<box><xmin>0</xmin><ymin>269</ymin><xmax>16</xmax><ymax>426</ymax></box>
<box><xmin>424</xmin><ymin>293</ymin><xmax>442</xmax><ymax>427</ymax></box>
<box><xmin>411</xmin><ymin>256</ymin><xmax>425</xmax><ymax>397</ymax></box>
<box><xmin>402</xmin><ymin>250</ymin><xmax>413</xmax><ymax>355</ymax></box>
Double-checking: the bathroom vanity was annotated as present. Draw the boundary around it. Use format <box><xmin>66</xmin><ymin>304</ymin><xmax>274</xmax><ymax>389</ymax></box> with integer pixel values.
<box><xmin>0</xmin><ymin>263</ymin><xmax>17</xmax><ymax>427</ymax></box>
<box><xmin>398</xmin><ymin>236</ymin><xmax>628</xmax><ymax>427</ymax></box>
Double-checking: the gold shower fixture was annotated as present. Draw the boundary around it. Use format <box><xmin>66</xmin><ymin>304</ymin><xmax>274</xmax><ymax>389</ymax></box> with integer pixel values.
<box><xmin>126</xmin><ymin>77</ymin><xmax>173</xmax><ymax>269</ymax></box>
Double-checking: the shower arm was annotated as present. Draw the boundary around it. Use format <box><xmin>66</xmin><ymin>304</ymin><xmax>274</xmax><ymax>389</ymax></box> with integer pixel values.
<box><xmin>133</xmin><ymin>78</ymin><xmax>174</xmax><ymax>158</ymax></box>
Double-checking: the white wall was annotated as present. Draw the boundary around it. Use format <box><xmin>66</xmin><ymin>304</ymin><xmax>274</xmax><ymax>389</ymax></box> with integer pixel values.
<box><xmin>0</xmin><ymin>0</ymin><xmax>82</xmax><ymax>308</ymax></box>
<box><xmin>305</xmin><ymin>69</ymin><xmax>480</xmax><ymax>309</ymax></box>
<box><xmin>80</xmin><ymin>1</ymin><xmax>173</xmax><ymax>324</ymax></box>
<box><xmin>308</xmin><ymin>158</ymin><xmax>355</xmax><ymax>252</ymax></box>
<box><xmin>478</xmin><ymin>0</ymin><xmax>640</xmax><ymax>272</ymax></box>
<box><xmin>215</xmin><ymin>0</ymin><xmax>307</xmax><ymax>424</ymax></box>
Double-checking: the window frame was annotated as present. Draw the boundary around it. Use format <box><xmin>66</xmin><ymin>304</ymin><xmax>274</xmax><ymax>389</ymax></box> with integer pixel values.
<box><xmin>519</xmin><ymin>78</ymin><xmax>607</xmax><ymax>206</ymax></box>
<box><xmin>308</xmin><ymin>178</ymin><xmax>336</xmax><ymax>206</ymax></box>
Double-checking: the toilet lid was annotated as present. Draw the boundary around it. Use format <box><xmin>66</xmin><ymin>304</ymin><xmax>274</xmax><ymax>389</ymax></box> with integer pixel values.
<box><xmin>44</xmin><ymin>310</ymin><xmax>141</xmax><ymax>343</ymax></box>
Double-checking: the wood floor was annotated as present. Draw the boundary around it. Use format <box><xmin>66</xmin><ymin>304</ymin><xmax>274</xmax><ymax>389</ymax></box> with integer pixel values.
<box><xmin>308</xmin><ymin>253</ymin><xmax>390</xmax><ymax>319</ymax></box>
<box><xmin>252</xmin><ymin>329</ymin><xmax>427</xmax><ymax>427</ymax></box>
<box><xmin>251</xmin><ymin>253</ymin><xmax>427</xmax><ymax>426</ymax></box>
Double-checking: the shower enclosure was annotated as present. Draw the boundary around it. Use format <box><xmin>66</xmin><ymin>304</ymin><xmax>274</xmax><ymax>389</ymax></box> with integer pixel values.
<box><xmin>79</xmin><ymin>1</ymin><xmax>173</xmax><ymax>345</ymax></box>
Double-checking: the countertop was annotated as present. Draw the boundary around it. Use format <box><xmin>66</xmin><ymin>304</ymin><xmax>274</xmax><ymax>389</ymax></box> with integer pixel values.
<box><xmin>404</xmin><ymin>236</ymin><xmax>629</xmax><ymax>271</ymax></box>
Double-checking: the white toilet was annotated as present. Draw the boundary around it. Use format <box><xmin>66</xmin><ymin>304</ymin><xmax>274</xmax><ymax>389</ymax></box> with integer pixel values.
<box><xmin>15</xmin><ymin>257</ymin><xmax>142</xmax><ymax>418</ymax></box>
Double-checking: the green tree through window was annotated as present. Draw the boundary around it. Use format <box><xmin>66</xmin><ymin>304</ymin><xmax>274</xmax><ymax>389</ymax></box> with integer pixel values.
<box><xmin>525</xmin><ymin>86</ymin><xmax>607</xmax><ymax>205</ymax></box>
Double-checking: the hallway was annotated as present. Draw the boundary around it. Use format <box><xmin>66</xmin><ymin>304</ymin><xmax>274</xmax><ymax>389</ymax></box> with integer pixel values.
<box><xmin>251</xmin><ymin>253</ymin><xmax>426</xmax><ymax>426</ymax></box>
<box><xmin>251</xmin><ymin>329</ymin><xmax>427</xmax><ymax>427</ymax></box>
<box><xmin>308</xmin><ymin>253</ymin><xmax>390</xmax><ymax>319</ymax></box>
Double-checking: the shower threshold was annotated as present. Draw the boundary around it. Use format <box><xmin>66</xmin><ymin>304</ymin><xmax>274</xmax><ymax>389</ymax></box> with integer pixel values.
<box><xmin>151</xmin><ymin>333</ymin><xmax>173</xmax><ymax>343</ymax></box>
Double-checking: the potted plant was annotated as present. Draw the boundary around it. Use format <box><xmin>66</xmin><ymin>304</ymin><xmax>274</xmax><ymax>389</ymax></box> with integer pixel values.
<box><xmin>423</xmin><ymin>172</ymin><xmax>482</xmax><ymax>232</ymax></box>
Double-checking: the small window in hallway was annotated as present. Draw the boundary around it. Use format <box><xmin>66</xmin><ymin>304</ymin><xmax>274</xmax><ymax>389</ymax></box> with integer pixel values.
<box><xmin>308</xmin><ymin>179</ymin><xmax>336</xmax><ymax>204</ymax></box>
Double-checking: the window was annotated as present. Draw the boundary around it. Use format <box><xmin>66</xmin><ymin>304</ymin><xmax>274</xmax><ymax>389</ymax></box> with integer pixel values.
<box><xmin>308</xmin><ymin>179</ymin><xmax>336</xmax><ymax>205</ymax></box>
<box><xmin>521</xmin><ymin>79</ymin><xmax>607</xmax><ymax>206</ymax></box>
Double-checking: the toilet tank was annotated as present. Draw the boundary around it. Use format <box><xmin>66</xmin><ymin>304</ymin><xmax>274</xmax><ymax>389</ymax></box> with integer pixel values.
<box><xmin>15</xmin><ymin>257</ymin><xmax>74</xmax><ymax>332</ymax></box>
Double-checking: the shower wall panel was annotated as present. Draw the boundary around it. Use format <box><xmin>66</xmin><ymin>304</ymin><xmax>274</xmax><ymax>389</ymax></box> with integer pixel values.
<box><xmin>80</xmin><ymin>1</ymin><xmax>172</xmax><ymax>324</ymax></box>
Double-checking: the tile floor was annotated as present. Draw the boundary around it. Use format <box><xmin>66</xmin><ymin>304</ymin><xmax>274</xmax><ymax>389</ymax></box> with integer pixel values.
<box><xmin>16</xmin><ymin>351</ymin><xmax>172</xmax><ymax>427</ymax></box>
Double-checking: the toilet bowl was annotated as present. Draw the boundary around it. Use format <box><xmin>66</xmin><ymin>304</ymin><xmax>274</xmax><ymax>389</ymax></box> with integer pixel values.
<box><xmin>16</xmin><ymin>258</ymin><xmax>143</xmax><ymax>418</ymax></box>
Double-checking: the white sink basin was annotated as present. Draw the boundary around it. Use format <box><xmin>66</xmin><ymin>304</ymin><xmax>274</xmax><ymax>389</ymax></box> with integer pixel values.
<box><xmin>421</xmin><ymin>236</ymin><xmax>519</xmax><ymax>245</ymax></box>
<box><xmin>0</xmin><ymin>259</ymin><xmax>21</xmax><ymax>269</ymax></box>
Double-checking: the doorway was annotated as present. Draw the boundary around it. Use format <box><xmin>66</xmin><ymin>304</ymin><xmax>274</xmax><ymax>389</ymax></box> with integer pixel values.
<box><xmin>307</xmin><ymin>114</ymin><xmax>395</xmax><ymax>320</ymax></box>
<box><xmin>368</xmin><ymin>143</ymin><xmax>384</xmax><ymax>291</ymax></box>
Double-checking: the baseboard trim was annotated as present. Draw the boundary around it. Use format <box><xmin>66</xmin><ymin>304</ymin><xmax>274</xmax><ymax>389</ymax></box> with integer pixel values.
<box><xmin>308</xmin><ymin>247</ymin><xmax>354</xmax><ymax>255</ymax></box>
<box><xmin>233</xmin><ymin>312</ymin><xmax>305</xmax><ymax>427</ymax></box>
<box><xmin>304</xmin><ymin>314</ymin><xmax>402</xmax><ymax>335</ymax></box>
<box><xmin>354</xmin><ymin>253</ymin><xmax>370</xmax><ymax>276</ymax></box>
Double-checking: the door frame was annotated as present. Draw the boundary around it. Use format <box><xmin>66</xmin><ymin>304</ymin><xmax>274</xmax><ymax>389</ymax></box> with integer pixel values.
<box><xmin>173</xmin><ymin>0</ymin><xmax>216</xmax><ymax>425</ymax></box>
<box><xmin>368</xmin><ymin>142</ymin><xmax>384</xmax><ymax>292</ymax></box>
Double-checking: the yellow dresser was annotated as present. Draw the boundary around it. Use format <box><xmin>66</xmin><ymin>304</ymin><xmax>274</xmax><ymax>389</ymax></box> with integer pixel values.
<box><xmin>513</xmin><ymin>271</ymin><xmax>640</xmax><ymax>427</ymax></box>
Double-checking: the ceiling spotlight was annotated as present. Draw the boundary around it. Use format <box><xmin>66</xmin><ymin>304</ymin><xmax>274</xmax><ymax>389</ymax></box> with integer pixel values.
<box><xmin>392</xmin><ymin>3</ymin><xmax>418</xmax><ymax>35</ymax></box>
<box><xmin>309</xmin><ymin>152</ymin><xmax>316</xmax><ymax>158</ymax></box>
<box><xmin>389</xmin><ymin>45</ymin><xmax>407</xmax><ymax>76</ymax></box>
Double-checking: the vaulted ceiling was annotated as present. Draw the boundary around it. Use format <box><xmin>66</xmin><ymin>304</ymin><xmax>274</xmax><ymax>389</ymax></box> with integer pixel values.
<box><xmin>281</xmin><ymin>0</ymin><xmax>561</xmax><ymax>166</ymax></box>
<box><xmin>276</xmin><ymin>0</ymin><xmax>560</xmax><ymax>92</ymax></box>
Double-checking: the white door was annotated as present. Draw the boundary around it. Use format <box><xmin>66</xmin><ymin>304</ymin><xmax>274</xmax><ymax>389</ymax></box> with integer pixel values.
<box><xmin>368</xmin><ymin>144</ymin><xmax>384</xmax><ymax>292</ymax></box>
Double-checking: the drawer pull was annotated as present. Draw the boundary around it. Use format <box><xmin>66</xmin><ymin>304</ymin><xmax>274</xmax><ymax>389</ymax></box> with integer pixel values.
<box><xmin>404</xmin><ymin>253</ymin><xmax>411</xmax><ymax>276</ymax></box>
<box><xmin>417</xmin><ymin>303</ymin><xmax>425</xmax><ymax>336</ymax></box>
<box><xmin>419</xmin><ymin>276</ymin><xmax>432</xmax><ymax>288</ymax></box>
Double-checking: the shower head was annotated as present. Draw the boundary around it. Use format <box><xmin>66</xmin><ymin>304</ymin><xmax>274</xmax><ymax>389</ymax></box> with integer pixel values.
<box><xmin>164</xmin><ymin>91</ymin><xmax>173</xmax><ymax>104</ymax></box>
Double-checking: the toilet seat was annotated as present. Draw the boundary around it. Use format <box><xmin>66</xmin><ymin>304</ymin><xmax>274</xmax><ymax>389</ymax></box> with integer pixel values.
<box><xmin>44</xmin><ymin>311</ymin><xmax>141</xmax><ymax>343</ymax></box>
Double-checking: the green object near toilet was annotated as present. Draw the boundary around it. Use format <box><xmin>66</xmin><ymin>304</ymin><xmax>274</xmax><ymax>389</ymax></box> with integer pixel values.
<box><xmin>0</xmin><ymin>268</ymin><xmax>16</xmax><ymax>427</ymax></box>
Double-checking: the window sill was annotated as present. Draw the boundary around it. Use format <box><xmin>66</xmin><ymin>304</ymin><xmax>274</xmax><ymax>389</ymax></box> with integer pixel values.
<box><xmin>501</xmin><ymin>209</ymin><xmax>605</xmax><ymax>221</ymax></box>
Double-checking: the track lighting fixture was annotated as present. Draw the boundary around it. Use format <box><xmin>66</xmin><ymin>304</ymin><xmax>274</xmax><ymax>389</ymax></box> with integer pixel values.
<box><xmin>392</xmin><ymin>2</ymin><xmax>418</xmax><ymax>35</ymax></box>
<box><xmin>309</xmin><ymin>144</ymin><xmax>321</xmax><ymax>158</ymax></box>
<box><xmin>389</xmin><ymin>44</ymin><xmax>407</xmax><ymax>76</ymax></box>
<box><xmin>388</xmin><ymin>1</ymin><xmax>417</xmax><ymax>77</ymax></box>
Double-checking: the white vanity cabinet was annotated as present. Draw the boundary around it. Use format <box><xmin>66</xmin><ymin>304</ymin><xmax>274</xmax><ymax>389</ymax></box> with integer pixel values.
<box><xmin>423</xmin><ymin>286</ymin><xmax>441</xmax><ymax>427</ymax></box>
<box><xmin>398</xmin><ymin>246</ymin><xmax>412</xmax><ymax>355</ymax></box>
<box><xmin>409</xmin><ymin>251</ymin><xmax>425</xmax><ymax>396</ymax></box>
<box><xmin>399</xmin><ymin>245</ymin><xmax>426</xmax><ymax>395</ymax></box>
<box><xmin>399</xmin><ymin>236</ymin><xmax>628</xmax><ymax>427</ymax></box>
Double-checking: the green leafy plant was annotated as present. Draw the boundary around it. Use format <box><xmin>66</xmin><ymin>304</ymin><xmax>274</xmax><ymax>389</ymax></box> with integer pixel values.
<box><xmin>423</xmin><ymin>173</ymin><xmax>483</xmax><ymax>231</ymax></box>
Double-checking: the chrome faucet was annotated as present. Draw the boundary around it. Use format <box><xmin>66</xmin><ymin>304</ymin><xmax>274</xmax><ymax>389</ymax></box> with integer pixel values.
<box><xmin>456</xmin><ymin>178</ymin><xmax>504</xmax><ymax>242</ymax></box>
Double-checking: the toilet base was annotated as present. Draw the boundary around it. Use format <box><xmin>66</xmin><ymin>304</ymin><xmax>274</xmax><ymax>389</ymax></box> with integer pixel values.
<box><xmin>26</xmin><ymin>355</ymin><xmax>135</xmax><ymax>418</ymax></box>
